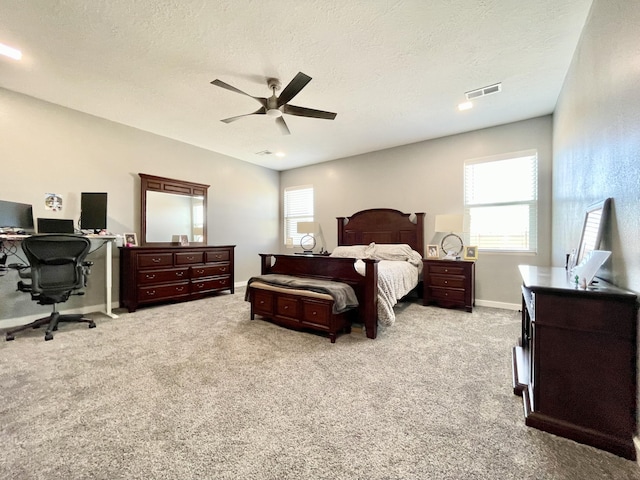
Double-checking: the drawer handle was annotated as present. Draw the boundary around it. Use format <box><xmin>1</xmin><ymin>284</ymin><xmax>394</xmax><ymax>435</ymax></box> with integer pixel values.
<box><xmin>176</xmin><ymin>271</ymin><xmax>185</xmax><ymax>277</ymax></box>
<box><xmin>187</xmin><ymin>256</ymin><xmax>195</xmax><ymax>260</ymax></box>
<box><xmin>196</xmin><ymin>269</ymin><xmax>204</xmax><ymax>274</ymax></box>
<box><xmin>195</xmin><ymin>283</ymin><xmax>204</xmax><ymax>289</ymax></box>
<box><xmin>220</xmin><ymin>267</ymin><xmax>227</xmax><ymax>272</ymax></box>
<box><xmin>444</xmin><ymin>269</ymin><xmax>448</xmax><ymax>273</ymax></box>
<box><xmin>176</xmin><ymin>286</ymin><xmax>185</xmax><ymax>292</ymax></box>
<box><xmin>312</xmin><ymin>311</ymin><xmax>317</xmax><ymax>316</ymax></box>
<box><xmin>145</xmin><ymin>274</ymin><xmax>156</xmax><ymax>279</ymax></box>
<box><xmin>284</xmin><ymin>305</ymin><xmax>289</xmax><ymax>310</ymax></box>
<box><xmin>259</xmin><ymin>300</ymin><xmax>265</xmax><ymax>305</ymax></box>
<box><xmin>147</xmin><ymin>290</ymin><xmax>156</xmax><ymax>296</ymax></box>
<box><xmin>444</xmin><ymin>280</ymin><xmax>448</xmax><ymax>284</ymax></box>
<box><xmin>152</xmin><ymin>258</ymin><xmax>161</xmax><ymax>263</ymax></box>
<box><xmin>215</xmin><ymin>254</ymin><xmax>222</xmax><ymax>259</ymax></box>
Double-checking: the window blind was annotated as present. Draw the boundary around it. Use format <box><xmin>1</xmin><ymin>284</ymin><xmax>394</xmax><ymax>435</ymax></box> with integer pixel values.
<box><xmin>284</xmin><ymin>185</ymin><xmax>314</xmax><ymax>246</ymax></box>
<box><xmin>464</xmin><ymin>152</ymin><xmax>538</xmax><ymax>252</ymax></box>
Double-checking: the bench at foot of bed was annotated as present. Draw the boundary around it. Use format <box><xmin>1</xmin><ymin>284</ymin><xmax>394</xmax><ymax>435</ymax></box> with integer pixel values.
<box><xmin>248</xmin><ymin>282</ymin><xmax>355</xmax><ymax>343</ymax></box>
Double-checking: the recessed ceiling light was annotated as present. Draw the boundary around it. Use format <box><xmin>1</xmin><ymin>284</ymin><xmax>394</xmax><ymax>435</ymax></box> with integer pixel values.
<box><xmin>275</xmin><ymin>152</ymin><xmax>286</xmax><ymax>158</ymax></box>
<box><xmin>0</xmin><ymin>42</ymin><xmax>22</xmax><ymax>60</ymax></box>
<box><xmin>458</xmin><ymin>102</ymin><xmax>473</xmax><ymax>111</ymax></box>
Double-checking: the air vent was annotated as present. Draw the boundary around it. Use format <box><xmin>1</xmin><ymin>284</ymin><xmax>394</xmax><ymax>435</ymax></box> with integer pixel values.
<box><xmin>465</xmin><ymin>82</ymin><xmax>502</xmax><ymax>101</ymax></box>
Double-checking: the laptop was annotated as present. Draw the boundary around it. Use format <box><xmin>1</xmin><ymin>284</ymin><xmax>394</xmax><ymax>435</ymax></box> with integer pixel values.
<box><xmin>37</xmin><ymin>218</ymin><xmax>76</xmax><ymax>234</ymax></box>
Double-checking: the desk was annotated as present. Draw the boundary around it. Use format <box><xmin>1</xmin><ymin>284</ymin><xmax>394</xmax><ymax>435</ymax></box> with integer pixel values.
<box><xmin>0</xmin><ymin>234</ymin><xmax>119</xmax><ymax>319</ymax></box>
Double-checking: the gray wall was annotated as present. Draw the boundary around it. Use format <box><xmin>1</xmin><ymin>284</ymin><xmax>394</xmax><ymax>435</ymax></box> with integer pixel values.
<box><xmin>0</xmin><ymin>88</ymin><xmax>279</xmax><ymax>326</ymax></box>
<box><xmin>280</xmin><ymin>116</ymin><xmax>553</xmax><ymax>308</ymax></box>
<box><xmin>552</xmin><ymin>0</ymin><xmax>640</xmax><ymax>295</ymax></box>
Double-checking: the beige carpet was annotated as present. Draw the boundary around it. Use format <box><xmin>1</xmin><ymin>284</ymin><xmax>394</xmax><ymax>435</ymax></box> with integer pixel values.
<box><xmin>1</xmin><ymin>288</ymin><xmax>638</xmax><ymax>480</ymax></box>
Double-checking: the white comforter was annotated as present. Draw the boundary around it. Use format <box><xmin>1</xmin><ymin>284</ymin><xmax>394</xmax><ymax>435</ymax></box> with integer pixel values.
<box><xmin>354</xmin><ymin>259</ymin><xmax>420</xmax><ymax>326</ymax></box>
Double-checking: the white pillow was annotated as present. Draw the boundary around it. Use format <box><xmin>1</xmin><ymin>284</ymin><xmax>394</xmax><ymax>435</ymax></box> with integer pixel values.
<box><xmin>330</xmin><ymin>243</ymin><xmax>374</xmax><ymax>259</ymax></box>
<box><xmin>369</xmin><ymin>243</ymin><xmax>423</xmax><ymax>266</ymax></box>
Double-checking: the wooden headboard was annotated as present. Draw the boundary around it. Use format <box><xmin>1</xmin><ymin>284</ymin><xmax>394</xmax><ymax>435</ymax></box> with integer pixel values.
<box><xmin>336</xmin><ymin>208</ymin><xmax>425</xmax><ymax>257</ymax></box>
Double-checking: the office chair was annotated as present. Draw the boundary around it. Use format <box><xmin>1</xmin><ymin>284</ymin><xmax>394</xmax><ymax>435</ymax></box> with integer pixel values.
<box><xmin>5</xmin><ymin>234</ymin><xmax>96</xmax><ymax>341</ymax></box>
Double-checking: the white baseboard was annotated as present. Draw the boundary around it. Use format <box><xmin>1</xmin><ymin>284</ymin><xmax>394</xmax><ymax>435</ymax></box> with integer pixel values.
<box><xmin>475</xmin><ymin>299</ymin><xmax>520</xmax><ymax>311</ymax></box>
<box><xmin>634</xmin><ymin>436</ymin><xmax>640</xmax><ymax>466</ymax></box>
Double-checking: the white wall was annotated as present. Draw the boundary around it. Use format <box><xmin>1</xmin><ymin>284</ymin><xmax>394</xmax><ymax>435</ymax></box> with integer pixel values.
<box><xmin>552</xmin><ymin>0</ymin><xmax>640</xmax><ymax>294</ymax></box>
<box><xmin>280</xmin><ymin>116</ymin><xmax>553</xmax><ymax>307</ymax></box>
<box><xmin>0</xmin><ymin>88</ymin><xmax>279</xmax><ymax>325</ymax></box>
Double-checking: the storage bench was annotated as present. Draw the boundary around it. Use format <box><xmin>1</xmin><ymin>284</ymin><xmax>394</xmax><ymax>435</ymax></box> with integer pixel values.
<box><xmin>247</xmin><ymin>281</ymin><xmax>354</xmax><ymax>343</ymax></box>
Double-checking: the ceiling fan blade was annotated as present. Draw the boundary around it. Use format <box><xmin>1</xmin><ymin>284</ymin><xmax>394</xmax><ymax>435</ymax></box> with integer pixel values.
<box><xmin>277</xmin><ymin>72</ymin><xmax>312</xmax><ymax>107</ymax></box>
<box><xmin>276</xmin><ymin>116</ymin><xmax>291</xmax><ymax>135</ymax></box>
<box><xmin>221</xmin><ymin>107</ymin><xmax>266</xmax><ymax>123</ymax></box>
<box><xmin>283</xmin><ymin>104</ymin><xmax>337</xmax><ymax>120</ymax></box>
<box><xmin>211</xmin><ymin>79</ymin><xmax>267</xmax><ymax>108</ymax></box>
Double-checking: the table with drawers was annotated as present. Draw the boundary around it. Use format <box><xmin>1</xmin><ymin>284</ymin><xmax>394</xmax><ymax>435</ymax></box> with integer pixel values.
<box><xmin>422</xmin><ymin>259</ymin><xmax>475</xmax><ymax>312</ymax></box>
<box><xmin>119</xmin><ymin>245</ymin><xmax>234</xmax><ymax>312</ymax></box>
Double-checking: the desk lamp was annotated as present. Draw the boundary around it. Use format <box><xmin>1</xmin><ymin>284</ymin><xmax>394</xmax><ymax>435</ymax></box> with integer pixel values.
<box><xmin>296</xmin><ymin>222</ymin><xmax>327</xmax><ymax>254</ymax></box>
<box><xmin>435</xmin><ymin>214</ymin><xmax>464</xmax><ymax>260</ymax></box>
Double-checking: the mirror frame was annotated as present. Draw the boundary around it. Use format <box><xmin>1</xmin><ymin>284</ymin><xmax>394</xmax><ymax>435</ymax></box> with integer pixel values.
<box><xmin>139</xmin><ymin>173</ymin><xmax>209</xmax><ymax>247</ymax></box>
<box><xmin>576</xmin><ymin>197</ymin><xmax>611</xmax><ymax>265</ymax></box>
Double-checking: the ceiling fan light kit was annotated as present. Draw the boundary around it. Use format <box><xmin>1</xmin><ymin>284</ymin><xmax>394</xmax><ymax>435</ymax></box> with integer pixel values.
<box><xmin>210</xmin><ymin>72</ymin><xmax>337</xmax><ymax>134</ymax></box>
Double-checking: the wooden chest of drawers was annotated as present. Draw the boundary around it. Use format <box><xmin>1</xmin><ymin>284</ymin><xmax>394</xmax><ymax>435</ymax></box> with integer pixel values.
<box><xmin>422</xmin><ymin>259</ymin><xmax>475</xmax><ymax>312</ymax></box>
<box><xmin>119</xmin><ymin>245</ymin><xmax>234</xmax><ymax>312</ymax></box>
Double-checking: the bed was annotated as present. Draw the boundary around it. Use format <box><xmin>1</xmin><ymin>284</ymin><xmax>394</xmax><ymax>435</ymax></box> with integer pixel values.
<box><xmin>250</xmin><ymin>208</ymin><xmax>425</xmax><ymax>339</ymax></box>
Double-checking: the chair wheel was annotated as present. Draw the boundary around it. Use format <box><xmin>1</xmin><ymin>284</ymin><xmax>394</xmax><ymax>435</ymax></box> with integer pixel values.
<box><xmin>44</xmin><ymin>333</ymin><xmax>53</xmax><ymax>341</ymax></box>
<box><xmin>89</xmin><ymin>321</ymin><xmax>96</xmax><ymax>328</ymax></box>
<box><xmin>6</xmin><ymin>334</ymin><xmax>15</xmax><ymax>341</ymax></box>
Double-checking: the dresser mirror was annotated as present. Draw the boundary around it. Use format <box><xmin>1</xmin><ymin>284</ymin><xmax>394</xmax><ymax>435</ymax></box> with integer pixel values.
<box><xmin>139</xmin><ymin>173</ymin><xmax>209</xmax><ymax>246</ymax></box>
<box><xmin>575</xmin><ymin>197</ymin><xmax>611</xmax><ymax>265</ymax></box>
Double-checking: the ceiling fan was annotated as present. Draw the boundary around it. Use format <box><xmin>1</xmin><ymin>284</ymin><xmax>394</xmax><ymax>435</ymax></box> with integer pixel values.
<box><xmin>210</xmin><ymin>72</ymin><xmax>337</xmax><ymax>135</ymax></box>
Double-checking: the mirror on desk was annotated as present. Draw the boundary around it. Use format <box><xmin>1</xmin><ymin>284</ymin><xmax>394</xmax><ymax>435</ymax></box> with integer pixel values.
<box><xmin>139</xmin><ymin>173</ymin><xmax>209</xmax><ymax>246</ymax></box>
<box><xmin>576</xmin><ymin>198</ymin><xmax>611</xmax><ymax>265</ymax></box>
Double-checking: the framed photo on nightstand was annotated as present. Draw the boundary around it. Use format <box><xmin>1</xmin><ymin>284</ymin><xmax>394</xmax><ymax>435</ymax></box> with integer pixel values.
<box><xmin>464</xmin><ymin>245</ymin><xmax>478</xmax><ymax>260</ymax></box>
<box><xmin>426</xmin><ymin>244</ymin><xmax>440</xmax><ymax>258</ymax></box>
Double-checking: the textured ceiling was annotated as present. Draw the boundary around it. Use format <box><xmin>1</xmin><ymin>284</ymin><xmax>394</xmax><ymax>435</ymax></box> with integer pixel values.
<box><xmin>0</xmin><ymin>1</ymin><xmax>593</xmax><ymax>171</ymax></box>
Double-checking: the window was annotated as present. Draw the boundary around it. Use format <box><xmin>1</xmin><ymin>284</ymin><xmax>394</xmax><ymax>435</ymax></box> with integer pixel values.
<box><xmin>464</xmin><ymin>151</ymin><xmax>538</xmax><ymax>252</ymax></box>
<box><xmin>284</xmin><ymin>185</ymin><xmax>314</xmax><ymax>246</ymax></box>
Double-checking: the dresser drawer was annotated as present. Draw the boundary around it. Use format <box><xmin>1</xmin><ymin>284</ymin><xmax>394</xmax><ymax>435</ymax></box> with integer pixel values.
<box><xmin>206</xmin><ymin>250</ymin><xmax>230</xmax><ymax>263</ymax></box>
<box><xmin>301</xmin><ymin>299</ymin><xmax>331</xmax><ymax>329</ymax></box>
<box><xmin>430</xmin><ymin>274</ymin><xmax>465</xmax><ymax>289</ymax></box>
<box><xmin>277</xmin><ymin>296</ymin><xmax>299</xmax><ymax>319</ymax></box>
<box><xmin>138</xmin><ymin>253</ymin><xmax>173</xmax><ymax>268</ymax></box>
<box><xmin>252</xmin><ymin>289</ymin><xmax>274</xmax><ymax>316</ymax></box>
<box><xmin>191</xmin><ymin>276</ymin><xmax>231</xmax><ymax>293</ymax></box>
<box><xmin>430</xmin><ymin>264</ymin><xmax>467</xmax><ymax>276</ymax></box>
<box><xmin>138</xmin><ymin>282</ymin><xmax>190</xmax><ymax>302</ymax></box>
<box><xmin>191</xmin><ymin>263</ymin><xmax>230</xmax><ymax>278</ymax></box>
<box><xmin>137</xmin><ymin>268</ymin><xmax>188</xmax><ymax>285</ymax></box>
<box><xmin>429</xmin><ymin>287</ymin><xmax>465</xmax><ymax>303</ymax></box>
<box><xmin>175</xmin><ymin>251</ymin><xmax>204</xmax><ymax>265</ymax></box>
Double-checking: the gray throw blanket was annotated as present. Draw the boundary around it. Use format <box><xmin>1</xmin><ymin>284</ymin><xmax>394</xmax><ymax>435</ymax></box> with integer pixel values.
<box><xmin>246</xmin><ymin>274</ymin><xmax>359</xmax><ymax>314</ymax></box>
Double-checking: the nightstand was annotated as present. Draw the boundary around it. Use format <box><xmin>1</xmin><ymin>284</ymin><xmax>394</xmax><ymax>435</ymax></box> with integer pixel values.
<box><xmin>422</xmin><ymin>259</ymin><xmax>475</xmax><ymax>312</ymax></box>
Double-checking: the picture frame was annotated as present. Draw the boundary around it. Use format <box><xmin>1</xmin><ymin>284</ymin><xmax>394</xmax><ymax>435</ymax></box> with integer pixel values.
<box><xmin>426</xmin><ymin>244</ymin><xmax>440</xmax><ymax>259</ymax></box>
<box><xmin>124</xmin><ymin>233</ymin><xmax>138</xmax><ymax>247</ymax></box>
<box><xmin>172</xmin><ymin>234</ymin><xmax>189</xmax><ymax>246</ymax></box>
<box><xmin>463</xmin><ymin>245</ymin><xmax>478</xmax><ymax>260</ymax></box>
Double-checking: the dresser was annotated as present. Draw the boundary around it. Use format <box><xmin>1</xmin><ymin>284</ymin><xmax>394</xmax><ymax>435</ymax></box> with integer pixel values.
<box><xmin>512</xmin><ymin>265</ymin><xmax>638</xmax><ymax>460</ymax></box>
<box><xmin>119</xmin><ymin>245</ymin><xmax>235</xmax><ymax>312</ymax></box>
<box><xmin>422</xmin><ymin>259</ymin><xmax>475</xmax><ymax>312</ymax></box>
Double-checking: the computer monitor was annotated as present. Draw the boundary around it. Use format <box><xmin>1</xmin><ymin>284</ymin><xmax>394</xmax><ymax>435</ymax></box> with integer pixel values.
<box><xmin>80</xmin><ymin>192</ymin><xmax>108</xmax><ymax>233</ymax></box>
<box><xmin>0</xmin><ymin>200</ymin><xmax>35</xmax><ymax>233</ymax></box>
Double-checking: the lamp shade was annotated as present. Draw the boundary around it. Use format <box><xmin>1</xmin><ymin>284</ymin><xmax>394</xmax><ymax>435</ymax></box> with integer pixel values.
<box><xmin>435</xmin><ymin>214</ymin><xmax>463</xmax><ymax>233</ymax></box>
<box><xmin>296</xmin><ymin>221</ymin><xmax>318</xmax><ymax>234</ymax></box>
